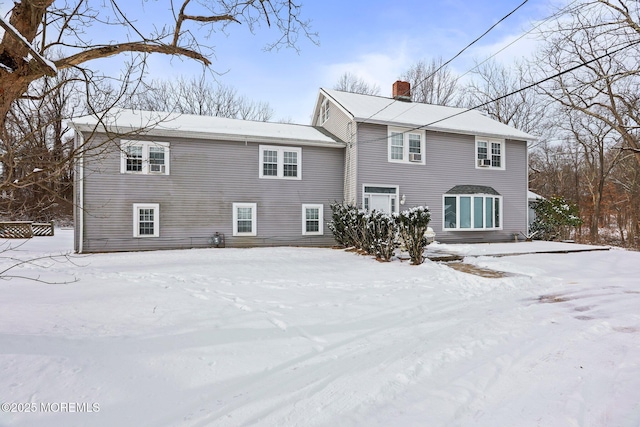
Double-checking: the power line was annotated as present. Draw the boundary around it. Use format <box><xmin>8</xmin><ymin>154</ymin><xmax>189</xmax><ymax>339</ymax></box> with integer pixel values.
<box><xmin>458</xmin><ymin>0</ymin><xmax>581</xmax><ymax>80</ymax></box>
<box><xmin>356</xmin><ymin>38</ymin><xmax>640</xmax><ymax>146</ymax></box>
<box><xmin>354</xmin><ymin>0</ymin><xmax>530</xmax><ymax>125</ymax></box>
<box><xmin>385</xmin><ymin>0</ymin><xmax>583</xmax><ymax>125</ymax></box>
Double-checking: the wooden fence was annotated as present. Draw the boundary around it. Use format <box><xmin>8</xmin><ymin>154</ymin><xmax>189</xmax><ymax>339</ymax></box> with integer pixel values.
<box><xmin>0</xmin><ymin>221</ymin><xmax>55</xmax><ymax>238</ymax></box>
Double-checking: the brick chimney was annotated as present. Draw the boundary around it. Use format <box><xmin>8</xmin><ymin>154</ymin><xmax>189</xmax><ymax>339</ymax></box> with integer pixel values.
<box><xmin>392</xmin><ymin>80</ymin><xmax>411</xmax><ymax>101</ymax></box>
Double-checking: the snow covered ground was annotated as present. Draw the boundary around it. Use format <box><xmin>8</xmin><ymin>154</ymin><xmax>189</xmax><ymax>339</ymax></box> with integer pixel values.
<box><xmin>1</xmin><ymin>230</ymin><xmax>639</xmax><ymax>427</ymax></box>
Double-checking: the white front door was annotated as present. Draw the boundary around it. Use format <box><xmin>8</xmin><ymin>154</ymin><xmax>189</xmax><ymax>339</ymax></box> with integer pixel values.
<box><xmin>370</xmin><ymin>194</ymin><xmax>392</xmax><ymax>213</ymax></box>
<box><xmin>364</xmin><ymin>185</ymin><xmax>398</xmax><ymax>214</ymax></box>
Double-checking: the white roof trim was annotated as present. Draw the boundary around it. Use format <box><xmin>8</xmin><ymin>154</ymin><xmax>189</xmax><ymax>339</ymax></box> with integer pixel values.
<box><xmin>321</xmin><ymin>88</ymin><xmax>537</xmax><ymax>142</ymax></box>
<box><xmin>71</xmin><ymin>109</ymin><xmax>345</xmax><ymax>148</ymax></box>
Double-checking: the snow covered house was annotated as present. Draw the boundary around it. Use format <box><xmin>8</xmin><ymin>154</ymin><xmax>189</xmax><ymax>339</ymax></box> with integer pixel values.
<box><xmin>72</xmin><ymin>81</ymin><xmax>536</xmax><ymax>253</ymax></box>
<box><xmin>313</xmin><ymin>81</ymin><xmax>536</xmax><ymax>244</ymax></box>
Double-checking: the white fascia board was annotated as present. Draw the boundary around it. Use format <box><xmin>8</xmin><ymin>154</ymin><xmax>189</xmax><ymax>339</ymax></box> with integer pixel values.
<box><xmin>319</xmin><ymin>88</ymin><xmax>355</xmax><ymax>121</ymax></box>
<box><xmin>354</xmin><ymin>118</ymin><xmax>537</xmax><ymax>143</ymax></box>
<box><xmin>72</xmin><ymin>123</ymin><xmax>346</xmax><ymax>149</ymax></box>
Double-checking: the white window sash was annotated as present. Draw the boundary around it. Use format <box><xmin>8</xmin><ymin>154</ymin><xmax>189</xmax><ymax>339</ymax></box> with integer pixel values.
<box><xmin>121</xmin><ymin>140</ymin><xmax>170</xmax><ymax>175</ymax></box>
<box><xmin>387</xmin><ymin>128</ymin><xmax>425</xmax><ymax>164</ymax></box>
<box><xmin>233</xmin><ymin>203</ymin><xmax>257</xmax><ymax>236</ymax></box>
<box><xmin>302</xmin><ymin>204</ymin><xmax>324</xmax><ymax>235</ymax></box>
<box><xmin>259</xmin><ymin>145</ymin><xmax>302</xmax><ymax>180</ymax></box>
<box><xmin>442</xmin><ymin>195</ymin><xmax>502</xmax><ymax>231</ymax></box>
<box><xmin>475</xmin><ymin>138</ymin><xmax>505</xmax><ymax>170</ymax></box>
<box><xmin>133</xmin><ymin>203</ymin><xmax>160</xmax><ymax>237</ymax></box>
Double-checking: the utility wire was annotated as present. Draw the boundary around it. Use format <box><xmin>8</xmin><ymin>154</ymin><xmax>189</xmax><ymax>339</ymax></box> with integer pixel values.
<box><xmin>356</xmin><ymin>38</ymin><xmax>640</xmax><ymax>146</ymax></box>
<box><xmin>458</xmin><ymin>0</ymin><xmax>581</xmax><ymax>79</ymax></box>
<box><xmin>356</xmin><ymin>0</ymin><xmax>529</xmax><ymax>125</ymax></box>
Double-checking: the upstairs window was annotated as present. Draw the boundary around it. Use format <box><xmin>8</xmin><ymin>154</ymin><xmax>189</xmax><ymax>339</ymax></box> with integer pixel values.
<box><xmin>121</xmin><ymin>140</ymin><xmax>170</xmax><ymax>175</ymax></box>
<box><xmin>476</xmin><ymin>138</ymin><xmax>505</xmax><ymax>170</ymax></box>
<box><xmin>259</xmin><ymin>145</ymin><xmax>302</xmax><ymax>180</ymax></box>
<box><xmin>125</xmin><ymin>146</ymin><xmax>143</xmax><ymax>172</ymax></box>
<box><xmin>320</xmin><ymin>98</ymin><xmax>330</xmax><ymax>123</ymax></box>
<box><xmin>388</xmin><ymin>128</ymin><xmax>425</xmax><ymax>165</ymax></box>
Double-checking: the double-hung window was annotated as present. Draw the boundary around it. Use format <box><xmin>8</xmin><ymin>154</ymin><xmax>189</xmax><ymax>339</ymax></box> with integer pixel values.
<box><xmin>476</xmin><ymin>137</ymin><xmax>505</xmax><ymax>170</ymax></box>
<box><xmin>443</xmin><ymin>194</ymin><xmax>502</xmax><ymax>230</ymax></box>
<box><xmin>259</xmin><ymin>145</ymin><xmax>301</xmax><ymax>180</ymax></box>
<box><xmin>302</xmin><ymin>204</ymin><xmax>324</xmax><ymax>235</ymax></box>
<box><xmin>388</xmin><ymin>128</ymin><xmax>425</xmax><ymax>164</ymax></box>
<box><xmin>121</xmin><ymin>140</ymin><xmax>170</xmax><ymax>175</ymax></box>
<box><xmin>133</xmin><ymin>203</ymin><xmax>160</xmax><ymax>237</ymax></box>
<box><xmin>233</xmin><ymin>203</ymin><xmax>257</xmax><ymax>236</ymax></box>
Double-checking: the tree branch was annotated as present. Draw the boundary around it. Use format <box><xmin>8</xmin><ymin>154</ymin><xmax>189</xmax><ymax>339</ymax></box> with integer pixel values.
<box><xmin>55</xmin><ymin>42</ymin><xmax>212</xmax><ymax>68</ymax></box>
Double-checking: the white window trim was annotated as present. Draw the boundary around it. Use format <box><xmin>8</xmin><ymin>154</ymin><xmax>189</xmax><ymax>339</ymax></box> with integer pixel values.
<box><xmin>233</xmin><ymin>203</ymin><xmax>257</xmax><ymax>236</ymax></box>
<box><xmin>320</xmin><ymin>98</ymin><xmax>330</xmax><ymax>123</ymax></box>
<box><xmin>302</xmin><ymin>204</ymin><xmax>324</xmax><ymax>236</ymax></box>
<box><xmin>259</xmin><ymin>145</ymin><xmax>302</xmax><ymax>180</ymax></box>
<box><xmin>362</xmin><ymin>184</ymin><xmax>400</xmax><ymax>214</ymax></box>
<box><xmin>120</xmin><ymin>140</ymin><xmax>170</xmax><ymax>175</ymax></box>
<box><xmin>475</xmin><ymin>137</ymin><xmax>505</xmax><ymax>170</ymax></box>
<box><xmin>387</xmin><ymin>127</ymin><xmax>426</xmax><ymax>165</ymax></box>
<box><xmin>442</xmin><ymin>194</ymin><xmax>503</xmax><ymax>231</ymax></box>
<box><xmin>133</xmin><ymin>203</ymin><xmax>160</xmax><ymax>237</ymax></box>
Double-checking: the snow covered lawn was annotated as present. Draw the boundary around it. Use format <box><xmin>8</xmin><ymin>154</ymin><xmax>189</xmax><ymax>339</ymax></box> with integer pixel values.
<box><xmin>1</xmin><ymin>230</ymin><xmax>639</xmax><ymax>427</ymax></box>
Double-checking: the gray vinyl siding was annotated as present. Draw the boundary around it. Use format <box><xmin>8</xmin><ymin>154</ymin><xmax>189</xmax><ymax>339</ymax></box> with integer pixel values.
<box><xmin>319</xmin><ymin>96</ymin><xmax>357</xmax><ymax>204</ymax></box>
<box><xmin>355</xmin><ymin>123</ymin><xmax>528</xmax><ymax>243</ymax></box>
<box><xmin>77</xmin><ymin>134</ymin><xmax>344</xmax><ymax>252</ymax></box>
<box><xmin>320</xmin><ymin>98</ymin><xmax>353</xmax><ymax>143</ymax></box>
<box><xmin>344</xmin><ymin>134</ymin><xmax>358</xmax><ymax>205</ymax></box>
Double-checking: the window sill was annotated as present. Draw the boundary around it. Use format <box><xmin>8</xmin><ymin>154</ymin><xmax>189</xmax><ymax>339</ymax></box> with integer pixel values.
<box><xmin>443</xmin><ymin>228</ymin><xmax>503</xmax><ymax>232</ymax></box>
<box><xmin>387</xmin><ymin>159</ymin><xmax>425</xmax><ymax>165</ymax></box>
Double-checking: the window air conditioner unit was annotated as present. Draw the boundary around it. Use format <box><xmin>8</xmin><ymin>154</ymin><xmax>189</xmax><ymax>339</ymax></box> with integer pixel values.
<box><xmin>150</xmin><ymin>164</ymin><xmax>166</xmax><ymax>173</ymax></box>
<box><xmin>409</xmin><ymin>153</ymin><xmax>422</xmax><ymax>162</ymax></box>
<box><xmin>478</xmin><ymin>158</ymin><xmax>491</xmax><ymax>167</ymax></box>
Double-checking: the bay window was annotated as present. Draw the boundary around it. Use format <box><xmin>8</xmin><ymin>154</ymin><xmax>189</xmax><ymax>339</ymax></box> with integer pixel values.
<box><xmin>443</xmin><ymin>194</ymin><xmax>502</xmax><ymax>230</ymax></box>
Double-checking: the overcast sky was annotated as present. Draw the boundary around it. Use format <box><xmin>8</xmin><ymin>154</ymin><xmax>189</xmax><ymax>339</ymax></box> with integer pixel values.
<box><xmin>1</xmin><ymin>0</ymin><xmax>562</xmax><ymax>123</ymax></box>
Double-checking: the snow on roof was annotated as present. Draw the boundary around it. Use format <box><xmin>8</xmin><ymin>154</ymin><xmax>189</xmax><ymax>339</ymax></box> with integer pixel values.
<box><xmin>71</xmin><ymin>109</ymin><xmax>345</xmax><ymax>148</ymax></box>
<box><xmin>322</xmin><ymin>88</ymin><xmax>537</xmax><ymax>141</ymax></box>
<box><xmin>528</xmin><ymin>190</ymin><xmax>544</xmax><ymax>200</ymax></box>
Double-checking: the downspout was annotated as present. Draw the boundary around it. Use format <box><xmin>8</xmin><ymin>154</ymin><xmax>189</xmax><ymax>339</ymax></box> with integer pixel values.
<box><xmin>526</xmin><ymin>140</ymin><xmax>530</xmax><ymax>233</ymax></box>
<box><xmin>74</xmin><ymin>129</ymin><xmax>85</xmax><ymax>253</ymax></box>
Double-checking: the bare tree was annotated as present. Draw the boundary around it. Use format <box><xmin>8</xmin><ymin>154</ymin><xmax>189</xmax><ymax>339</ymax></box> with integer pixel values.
<box><xmin>333</xmin><ymin>72</ymin><xmax>380</xmax><ymax>96</ymax></box>
<box><xmin>1</xmin><ymin>68</ymin><xmax>86</xmax><ymax>220</ymax></box>
<box><xmin>566</xmin><ymin>110</ymin><xmax>628</xmax><ymax>242</ymax></box>
<box><xmin>0</xmin><ymin>0</ymin><xmax>315</xmax><ymax>220</ymax></box>
<box><xmin>0</xmin><ymin>1</ymin><xmax>315</xmax><ymax>127</ymax></box>
<box><xmin>128</xmin><ymin>77</ymin><xmax>274</xmax><ymax>121</ymax></box>
<box><xmin>462</xmin><ymin>59</ymin><xmax>551</xmax><ymax>140</ymax></box>
<box><xmin>530</xmin><ymin>0</ymin><xmax>640</xmax><ymax>245</ymax></box>
<box><xmin>400</xmin><ymin>58</ymin><xmax>460</xmax><ymax>105</ymax></box>
<box><xmin>533</xmin><ymin>0</ymin><xmax>640</xmax><ymax>162</ymax></box>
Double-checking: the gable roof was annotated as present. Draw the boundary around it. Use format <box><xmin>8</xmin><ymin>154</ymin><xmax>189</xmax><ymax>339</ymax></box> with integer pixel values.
<box><xmin>319</xmin><ymin>88</ymin><xmax>536</xmax><ymax>142</ymax></box>
<box><xmin>71</xmin><ymin>109</ymin><xmax>345</xmax><ymax>148</ymax></box>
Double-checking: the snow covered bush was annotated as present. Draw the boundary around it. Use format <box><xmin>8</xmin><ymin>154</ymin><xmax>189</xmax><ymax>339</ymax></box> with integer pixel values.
<box><xmin>395</xmin><ymin>206</ymin><xmax>431</xmax><ymax>265</ymax></box>
<box><xmin>366</xmin><ymin>210</ymin><xmax>398</xmax><ymax>261</ymax></box>
<box><xmin>328</xmin><ymin>202</ymin><xmax>353</xmax><ymax>247</ymax></box>
<box><xmin>328</xmin><ymin>202</ymin><xmax>370</xmax><ymax>252</ymax></box>
<box><xmin>329</xmin><ymin>203</ymin><xmax>397</xmax><ymax>260</ymax></box>
<box><xmin>530</xmin><ymin>196</ymin><xmax>583</xmax><ymax>241</ymax></box>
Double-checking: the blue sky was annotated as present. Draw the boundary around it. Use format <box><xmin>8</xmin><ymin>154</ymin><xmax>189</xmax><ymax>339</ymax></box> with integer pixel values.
<box><xmin>151</xmin><ymin>0</ymin><xmax>557</xmax><ymax>123</ymax></box>
<box><xmin>1</xmin><ymin>0</ymin><xmax>560</xmax><ymax>123</ymax></box>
